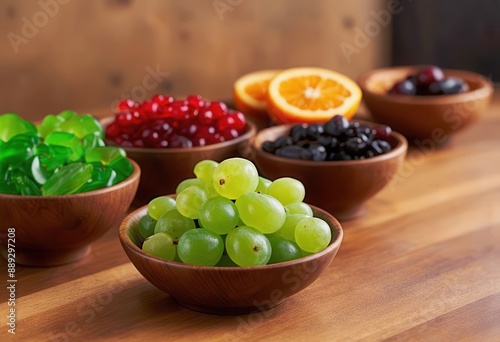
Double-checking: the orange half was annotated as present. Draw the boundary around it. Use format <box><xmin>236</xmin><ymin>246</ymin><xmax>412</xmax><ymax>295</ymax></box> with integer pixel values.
<box><xmin>267</xmin><ymin>67</ymin><xmax>362</xmax><ymax>124</ymax></box>
<box><xmin>233</xmin><ymin>70</ymin><xmax>281</xmax><ymax>118</ymax></box>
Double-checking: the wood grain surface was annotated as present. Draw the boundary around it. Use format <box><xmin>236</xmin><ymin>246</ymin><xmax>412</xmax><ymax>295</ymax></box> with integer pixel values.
<box><xmin>1</xmin><ymin>92</ymin><xmax>499</xmax><ymax>341</ymax></box>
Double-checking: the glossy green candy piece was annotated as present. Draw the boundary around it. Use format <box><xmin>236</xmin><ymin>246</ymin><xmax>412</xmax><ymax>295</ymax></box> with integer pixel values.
<box><xmin>29</xmin><ymin>156</ymin><xmax>51</xmax><ymax>185</ymax></box>
<box><xmin>77</xmin><ymin>162</ymin><xmax>117</xmax><ymax>193</ymax></box>
<box><xmin>59</xmin><ymin>114</ymin><xmax>103</xmax><ymax>139</ymax></box>
<box><xmin>0</xmin><ymin>113</ymin><xmax>37</xmax><ymax>142</ymax></box>
<box><xmin>58</xmin><ymin>110</ymin><xmax>77</xmax><ymax>120</ymax></box>
<box><xmin>0</xmin><ymin>170</ymin><xmax>18</xmax><ymax>195</ymax></box>
<box><xmin>42</xmin><ymin>163</ymin><xmax>93</xmax><ymax>196</ymax></box>
<box><xmin>35</xmin><ymin>144</ymin><xmax>72</xmax><ymax>172</ymax></box>
<box><xmin>108</xmin><ymin>156</ymin><xmax>133</xmax><ymax>184</ymax></box>
<box><xmin>44</xmin><ymin>131</ymin><xmax>83</xmax><ymax>162</ymax></box>
<box><xmin>11</xmin><ymin>169</ymin><xmax>42</xmax><ymax>196</ymax></box>
<box><xmin>36</xmin><ymin>114</ymin><xmax>65</xmax><ymax>138</ymax></box>
<box><xmin>82</xmin><ymin>132</ymin><xmax>106</xmax><ymax>150</ymax></box>
<box><xmin>0</xmin><ymin>135</ymin><xmax>37</xmax><ymax>168</ymax></box>
<box><xmin>85</xmin><ymin>147</ymin><xmax>126</xmax><ymax>165</ymax></box>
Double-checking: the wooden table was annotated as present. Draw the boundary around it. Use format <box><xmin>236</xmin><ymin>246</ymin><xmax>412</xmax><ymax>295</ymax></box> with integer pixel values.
<box><xmin>2</xmin><ymin>92</ymin><xmax>500</xmax><ymax>342</ymax></box>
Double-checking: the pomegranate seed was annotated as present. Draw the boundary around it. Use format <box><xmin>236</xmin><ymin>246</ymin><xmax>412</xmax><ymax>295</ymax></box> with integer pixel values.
<box><xmin>105</xmin><ymin>122</ymin><xmax>120</xmax><ymax>139</ymax></box>
<box><xmin>218</xmin><ymin>112</ymin><xmax>246</xmax><ymax>132</ymax></box>
<box><xmin>198</xmin><ymin>109</ymin><xmax>214</xmax><ymax>125</ymax></box>
<box><xmin>117</xmin><ymin>99</ymin><xmax>137</xmax><ymax>111</ymax></box>
<box><xmin>187</xmin><ymin>94</ymin><xmax>205</xmax><ymax>109</ymax></box>
<box><xmin>208</xmin><ymin>101</ymin><xmax>228</xmax><ymax>119</ymax></box>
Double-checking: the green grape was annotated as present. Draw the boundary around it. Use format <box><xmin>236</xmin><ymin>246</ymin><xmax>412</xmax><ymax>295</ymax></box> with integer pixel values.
<box><xmin>138</xmin><ymin>213</ymin><xmax>157</xmax><ymax>239</ymax></box>
<box><xmin>176</xmin><ymin>186</ymin><xmax>208</xmax><ymax>219</ymax></box>
<box><xmin>148</xmin><ymin>196</ymin><xmax>177</xmax><ymax>220</ymax></box>
<box><xmin>274</xmin><ymin>214</ymin><xmax>308</xmax><ymax>241</ymax></box>
<box><xmin>199</xmin><ymin>196</ymin><xmax>239</xmax><ymax>235</ymax></box>
<box><xmin>142</xmin><ymin>232</ymin><xmax>176</xmax><ymax>261</ymax></box>
<box><xmin>267</xmin><ymin>177</ymin><xmax>305</xmax><ymax>206</ymax></box>
<box><xmin>226</xmin><ymin>226</ymin><xmax>271</xmax><ymax>266</ymax></box>
<box><xmin>177</xmin><ymin>228</ymin><xmax>224</xmax><ymax>266</ymax></box>
<box><xmin>267</xmin><ymin>236</ymin><xmax>302</xmax><ymax>264</ymax></box>
<box><xmin>255</xmin><ymin>176</ymin><xmax>272</xmax><ymax>194</ymax></box>
<box><xmin>176</xmin><ymin>178</ymin><xmax>207</xmax><ymax>194</ymax></box>
<box><xmin>295</xmin><ymin>217</ymin><xmax>331</xmax><ymax>253</ymax></box>
<box><xmin>235</xmin><ymin>192</ymin><xmax>286</xmax><ymax>234</ymax></box>
<box><xmin>154</xmin><ymin>209</ymin><xmax>195</xmax><ymax>241</ymax></box>
<box><xmin>285</xmin><ymin>202</ymin><xmax>313</xmax><ymax>216</ymax></box>
<box><xmin>212</xmin><ymin>157</ymin><xmax>259</xmax><ymax>199</ymax></box>
<box><xmin>194</xmin><ymin>160</ymin><xmax>219</xmax><ymax>184</ymax></box>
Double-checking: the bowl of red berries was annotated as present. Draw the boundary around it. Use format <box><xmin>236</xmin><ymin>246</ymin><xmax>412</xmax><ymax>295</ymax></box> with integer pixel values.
<box><xmin>104</xmin><ymin>95</ymin><xmax>257</xmax><ymax>204</ymax></box>
<box><xmin>357</xmin><ymin>65</ymin><xmax>494</xmax><ymax>142</ymax></box>
<box><xmin>251</xmin><ymin>115</ymin><xmax>408</xmax><ymax>221</ymax></box>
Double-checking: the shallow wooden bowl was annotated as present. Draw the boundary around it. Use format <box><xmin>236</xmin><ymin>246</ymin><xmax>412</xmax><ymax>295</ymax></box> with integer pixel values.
<box><xmin>102</xmin><ymin>119</ymin><xmax>257</xmax><ymax>206</ymax></box>
<box><xmin>0</xmin><ymin>160</ymin><xmax>140</xmax><ymax>267</ymax></box>
<box><xmin>357</xmin><ymin>66</ymin><xmax>494</xmax><ymax>142</ymax></box>
<box><xmin>119</xmin><ymin>204</ymin><xmax>343</xmax><ymax>315</ymax></box>
<box><xmin>251</xmin><ymin>123</ymin><xmax>407</xmax><ymax>221</ymax></box>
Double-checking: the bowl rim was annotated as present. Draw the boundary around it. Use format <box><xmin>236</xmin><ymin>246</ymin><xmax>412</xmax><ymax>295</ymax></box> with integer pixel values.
<box><xmin>100</xmin><ymin>117</ymin><xmax>257</xmax><ymax>154</ymax></box>
<box><xmin>119</xmin><ymin>203</ymin><xmax>344</xmax><ymax>271</ymax></box>
<box><xmin>0</xmin><ymin>158</ymin><xmax>141</xmax><ymax>199</ymax></box>
<box><xmin>357</xmin><ymin>65</ymin><xmax>494</xmax><ymax>104</ymax></box>
<box><xmin>251</xmin><ymin>121</ymin><xmax>408</xmax><ymax>167</ymax></box>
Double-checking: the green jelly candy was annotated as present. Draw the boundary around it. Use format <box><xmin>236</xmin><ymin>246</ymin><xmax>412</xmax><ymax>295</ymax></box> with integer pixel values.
<box><xmin>58</xmin><ymin>110</ymin><xmax>77</xmax><ymax>120</ymax></box>
<box><xmin>85</xmin><ymin>146</ymin><xmax>125</xmax><ymax>165</ymax></box>
<box><xmin>8</xmin><ymin>131</ymin><xmax>41</xmax><ymax>146</ymax></box>
<box><xmin>45</xmin><ymin>131</ymin><xmax>83</xmax><ymax>162</ymax></box>
<box><xmin>0</xmin><ymin>113</ymin><xmax>36</xmax><ymax>142</ymax></box>
<box><xmin>29</xmin><ymin>156</ymin><xmax>53</xmax><ymax>185</ymax></box>
<box><xmin>109</xmin><ymin>157</ymin><xmax>133</xmax><ymax>184</ymax></box>
<box><xmin>82</xmin><ymin>132</ymin><xmax>106</xmax><ymax>150</ymax></box>
<box><xmin>36</xmin><ymin>144</ymin><xmax>72</xmax><ymax>172</ymax></box>
<box><xmin>0</xmin><ymin>139</ymin><xmax>36</xmax><ymax>169</ymax></box>
<box><xmin>36</xmin><ymin>114</ymin><xmax>65</xmax><ymax>138</ymax></box>
<box><xmin>0</xmin><ymin>170</ymin><xmax>18</xmax><ymax>195</ymax></box>
<box><xmin>59</xmin><ymin>114</ymin><xmax>103</xmax><ymax>139</ymax></box>
<box><xmin>42</xmin><ymin>163</ymin><xmax>93</xmax><ymax>196</ymax></box>
<box><xmin>77</xmin><ymin>162</ymin><xmax>117</xmax><ymax>193</ymax></box>
<box><xmin>11</xmin><ymin>169</ymin><xmax>42</xmax><ymax>196</ymax></box>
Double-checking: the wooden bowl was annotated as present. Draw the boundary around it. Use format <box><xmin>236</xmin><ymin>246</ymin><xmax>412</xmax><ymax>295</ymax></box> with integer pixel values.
<box><xmin>119</xmin><ymin>204</ymin><xmax>343</xmax><ymax>315</ymax></box>
<box><xmin>0</xmin><ymin>160</ymin><xmax>140</xmax><ymax>267</ymax></box>
<box><xmin>357</xmin><ymin>66</ymin><xmax>494</xmax><ymax>141</ymax></box>
<box><xmin>251</xmin><ymin>123</ymin><xmax>408</xmax><ymax>221</ymax></box>
<box><xmin>102</xmin><ymin>119</ymin><xmax>257</xmax><ymax>205</ymax></box>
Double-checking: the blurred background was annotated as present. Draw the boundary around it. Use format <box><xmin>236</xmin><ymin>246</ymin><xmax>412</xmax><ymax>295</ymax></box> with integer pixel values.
<box><xmin>0</xmin><ymin>0</ymin><xmax>498</xmax><ymax>121</ymax></box>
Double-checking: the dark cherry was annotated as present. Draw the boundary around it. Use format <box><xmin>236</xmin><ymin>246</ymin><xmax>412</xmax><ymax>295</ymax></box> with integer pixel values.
<box><xmin>416</xmin><ymin>66</ymin><xmax>445</xmax><ymax>86</ymax></box>
<box><xmin>428</xmin><ymin>77</ymin><xmax>469</xmax><ymax>95</ymax></box>
<box><xmin>388</xmin><ymin>79</ymin><xmax>416</xmax><ymax>95</ymax></box>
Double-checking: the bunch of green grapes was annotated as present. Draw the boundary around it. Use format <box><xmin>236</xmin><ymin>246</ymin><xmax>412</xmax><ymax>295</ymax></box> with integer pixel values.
<box><xmin>138</xmin><ymin>158</ymin><xmax>332</xmax><ymax>266</ymax></box>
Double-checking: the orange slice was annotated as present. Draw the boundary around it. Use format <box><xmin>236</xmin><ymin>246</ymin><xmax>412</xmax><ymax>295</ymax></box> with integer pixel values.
<box><xmin>267</xmin><ymin>67</ymin><xmax>362</xmax><ymax>124</ymax></box>
<box><xmin>233</xmin><ymin>70</ymin><xmax>281</xmax><ymax>118</ymax></box>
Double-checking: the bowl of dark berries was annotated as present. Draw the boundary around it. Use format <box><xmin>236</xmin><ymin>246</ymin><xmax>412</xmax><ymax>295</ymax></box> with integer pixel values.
<box><xmin>357</xmin><ymin>65</ymin><xmax>493</xmax><ymax>142</ymax></box>
<box><xmin>0</xmin><ymin>112</ymin><xmax>140</xmax><ymax>266</ymax></box>
<box><xmin>120</xmin><ymin>157</ymin><xmax>343</xmax><ymax>314</ymax></box>
<box><xmin>251</xmin><ymin>115</ymin><xmax>407</xmax><ymax>220</ymax></box>
<box><xmin>103</xmin><ymin>95</ymin><xmax>257</xmax><ymax>205</ymax></box>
